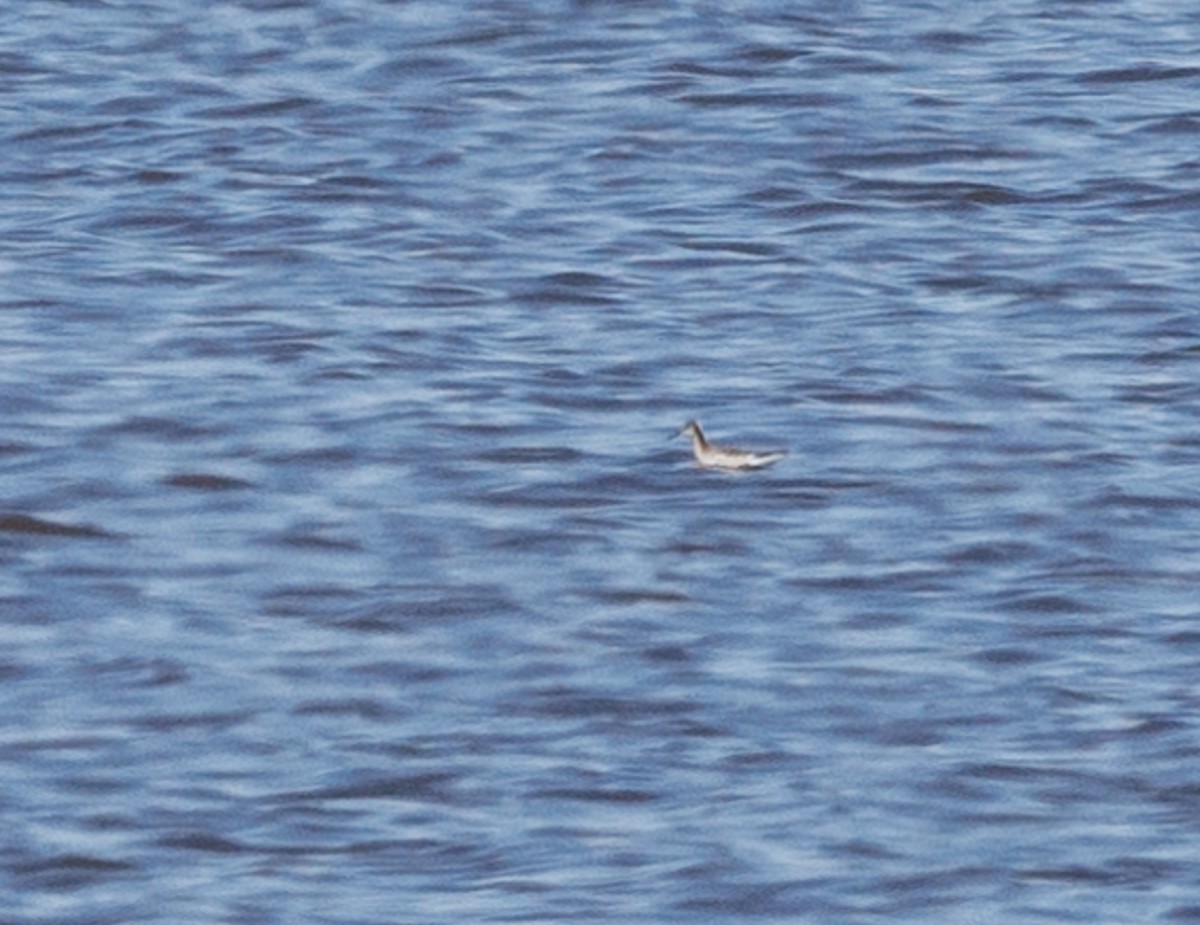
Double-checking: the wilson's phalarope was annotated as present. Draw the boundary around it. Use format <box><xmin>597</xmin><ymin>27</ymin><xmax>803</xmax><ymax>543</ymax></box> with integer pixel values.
<box><xmin>675</xmin><ymin>420</ymin><xmax>786</xmax><ymax>470</ymax></box>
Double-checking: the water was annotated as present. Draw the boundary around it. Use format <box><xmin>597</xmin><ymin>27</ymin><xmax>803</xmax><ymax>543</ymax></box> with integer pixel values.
<box><xmin>3</xmin><ymin>1</ymin><xmax>1200</xmax><ymax>922</ymax></box>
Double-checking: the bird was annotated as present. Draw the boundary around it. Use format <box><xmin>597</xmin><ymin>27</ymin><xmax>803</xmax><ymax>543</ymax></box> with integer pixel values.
<box><xmin>675</xmin><ymin>420</ymin><xmax>786</xmax><ymax>470</ymax></box>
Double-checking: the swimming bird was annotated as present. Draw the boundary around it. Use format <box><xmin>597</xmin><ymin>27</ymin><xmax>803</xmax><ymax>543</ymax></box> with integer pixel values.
<box><xmin>675</xmin><ymin>420</ymin><xmax>786</xmax><ymax>470</ymax></box>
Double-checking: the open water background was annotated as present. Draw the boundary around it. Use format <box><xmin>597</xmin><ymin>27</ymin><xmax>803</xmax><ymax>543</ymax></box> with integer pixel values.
<box><xmin>3</xmin><ymin>1</ymin><xmax>1200</xmax><ymax>922</ymax></box>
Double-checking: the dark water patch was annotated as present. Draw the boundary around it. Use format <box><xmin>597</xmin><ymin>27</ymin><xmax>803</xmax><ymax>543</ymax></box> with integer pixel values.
<box><xmin>1133</xmin><ymin>114</ymin><xmax>1200</xmax><ymax>135</ymax></box>
<box><xmin>674</xmin><ymin>237</ymin><xmax>784</xmax><ymax>257</ymax></box>
<box><xmin>430</xmin><ymin>23</ymin><xmax>533</xmax><ymax>48</ymax></box>
<box><xmin>1023</xmin><ymin>112</ymin><xmax>1098</xmax><ymax>131</ymax></box>
<box><xmin>868</xmin><ymin>413</ymin><xmax>989</xmax><ymax>435</ymax></box>
<box><xmin>0</xmin><ymin>659</ymin><xmax>29</xmax><ymax>682</ymax></box>
<box><xmin>262</xmin><ymin>584</ymin><xmax>364</xmax><ymax>620</ymax></box>
<box><xmin>816</xmin><ymin>145</ymin><xmax>1026</xmax><ymax>170</ymax></box>
<box><xmin>640</xmin><ymin>644</ymin><xmax>691</xmax><ymax>664</ymax></box>
<box><xmin>957</xmin><ymin>762</ymin><xmax>1082</xmax><ymax>784</ymax></box>
<box><xmin>311</xmin><ymin>365</ymin><xmax>374</xmax><ymax>382</ymax></box>
<box><xmin>161</xmin><ymin>472</ymin><xmax>254</xmax><ymax>491</ymax></box>
<box><xmin>537</xmin><ymin>271</ymin><xmax>618</xmax><ymax>288</ymax></box>
<box><xmin>1155</xmin><ymin>783</ymin><xmax>1200</xmax><ymax>812</ymax></box>
<box><xmin>663</xmin><ymin>537</ymin><xmax>751</xmax><ymax>556</ymax></box>
<box><xmin>352</xmin><ymin>661</ymin><xmax>454</xmax><ymax>685</ymax></box>
<box><xmin>535</xmin><ymin>365</ymin><xmax>588</xmax><ymax>386</ymax></box>
<box><xmin>759</xmin><ymin>483</ymin><xmax>830</xmax><ymax>506</ymax></box>
<box><xmin>736</xmin><ymin>44</ymin><xmax>805</xmax><ymax>64</ymax></box>
<box><xmin>825</xmin><ymin>838</ymin><xmax>905</xmax><ymax>861</ymax></box>
<box><xmin>638</xmin><ymin>251</ymin><xmax>769</xmax><ymax>271</ymax></box>
<box><xmin>662</xmin><ymin>59</ymin><xmax>762</xmax><ymax>80</ymax></box>
<box><xmin>98</xmin><ymin>209</ymin><xmax>216</xmax><ymax>233</ymax></box>
<box><xmin>14</xmin><ymin>853</ymin><xmax>140</xmax><ymax>891</ymax></box>
<box><xmin>586</xmin><ymin>587</ymin><xmax>691</xmax><ymax>605</ymax></box>
<box><xmin>312</xmin><ymin>174</ymin><xmax>393</xmax><ymax>193</ymax></box>
<box><xmin>676</xmin><ymin>880</ymin><xmax>818</xmax><ymax>917</ymax></box>
<box><xmin>225</xmin><ymin>245</ymin><xmax>316</xmax><ymax>265</ymax></box>
<box><xmin>676</xmin><ymin>91</ymin><xmax>845</xmax><ymax>109</ymax></box>
<box><xmin>0</xmin><ymin>513</ymin><xmax>113</xmax><ymax>539</ymax></box>
<box><xmin>261</xmin><ymin>445</ymin><xmax>357</xmax><ymax>467</ymax></box>
<box><xmin>788</xmin><ymin>568</ymin><xmax>951</xmax><ymax>593</ymax></box>
<box><xmin>98</xmin><ymin>415</ymin><xmax>223</xmax><ymax>442</ymax></box>
<box><xmin>994</xmin><ymin>592</ymin><xmax>1098</xmax><ymax>616</ymax></box>
<box><xmin>768</xmin><ymin>199</ymin><xmax>874</xmax><ymax>221</ymax></box>
<box><xmin>521</xmin><ymin>687</ymin><xmax>697</xmax><ymax>722</ymax></box>
<box><xmin>919</xmin><ymin>30</ymin><xmax>989</xmax><ymax>49</ymax></box>
<box><xmin>134</xmin><ymin>168</ymin><xmax>186</xmax><ymax>184</ymax></box>
<box><xmin>331</xmin><ymin>605</ymin><xmax>414</xmax><ymax>634</ymax></box>
<box><xmin>293</xmin><ymin>698</ymin><xmax>397</xmax><ymax>722</ymax></box>
<box><xmin>842</xmin><ymin>611</ymin><xmax>911</xmax><ymax>631</ymax></box>
<box><xmin>1018</xmin><ymin>864</ymin><xmax>1126</xmax><ymax>886</ymax></box>
<box><xmin>510</xmin><ymin>274</ymin><xmax>624</xmax><ymax>307</ymax></box>
<box><xmin>806</xmin><ymin>384</ymin><xmax>933</xmax><ymax>406</ymax></box>
<box><xmin>1075</xmin><ymin>177</ymin><xmax>1172</xmax><ymax>205</ymax></box>
<box><xmin>401</xmin><ymin>284</ymin><xmax>490</xmax><ymax>307</ymax></box>
<box><xmin>0</xmin><ymin>50</ymin><xmax>46</xmax><ymax>75</ymax></box>
<box><xmin>280</xmin><ymin>773</ymin><xmax>455</xmax><ymax>804</ymax></box>
<box><xmin>591</xmin><ymin>471</ymin><xmax>672</xmax><ymax>495</ymax></box>
<box><xmin>535</xmin><ymin>787</ymin><xmax>658</xmax><ymax>804</ymax></box>
<box><xmin>85</xmin><ymin>656</ymin><xmax>189</xmax><ymax>687</ymax></box>
<box><xmin>859</xmin><ymin>179</ymin><xmax>1029</xmax><ymax>210</ymax></box>
<box><xmin>806</xmin><ymin>51</ymin><xmax>901</xmax><ymax>77</ymax></box>
<box><xmin>13</xmin><ymin>121</ymin><xmax>115</xmax><ymax>144</ymax></box>
<box><xmin>431</xmin><ymin>420</ymin><xmax>537</xmax><ymax>440</ymax></box>
<box><xmin>91</xmin><ymin>267</ymin><xmax>229</xmax><ymax>289</ymax></box>
<box><xmin>127</xmin><ymin>710</ymin><xmax>256</xmax><ymax>733</ymax></box>
<box><xmin>1135</xmin><ymin>343</ymin><xmax>1200</xmax><ymax>366</ymax></box>
<box><xmin>1012</xmin><ymin>614</ymin><xmax>1132</xmax><ymax>643</ymax></box>
<box><xmin>157</xmin><ymin>833</ymin><xmax>247</xmax><ymax>854</ymax></box>
<box><xmin>1114</xmin><ymin>381</ymin><xmax>1197</xmax><ymax>406</ymax></box>
<box><xmin>1125</xmin><ymin>715</ymin><xmax>1189</xmax><ymax>738</ymax></box>
<box><xmin>0</xmin><ymin>735</ymin><xmax>121</xmax><ymax>758</ymax></box>
<box><xmin>1126</xmin><ymin>189</ymin><xmax>1200</xmax><ymax>212</ymax></box>
<box><xmin>945</xmin><ymin>541</ymin><xmax>1039</xmax><ymax>565</ymax></box>
<box><xmin>595</xmin><ymin>359</ymin><xmax>657</xmax><ymax>386</ymax></box>
<box><xmin>1078</xmin><ymin>64</ymin><xmax>1200</xmax><ymax>85</ymax></box>
<box><xmin>475</xmin><ymin>445</ymin><xmax>583</xmax><ymax>464</ymax></box>
<box><xmin>745</xmin><ymin>184</ymin><xmax>808</xmax><ymax>205</ymax></box>
<box><xmin>513</xmin><ymin>288</ymin><xmax>619</xmax><ymax>308</ymax></box>
<box><xmin>970</xmin><ymin>647</ymin><xmax>1045</xmax><ymax>667</ymax></box>
<box><xmin>804</xmin><ymin>477</ymin><xmax>881</xmax><ymax>492</ymax></box>
<box><xmin>268</xmin><ymin>527</ymin><xmax>363</xmax><ymax>553</ymax></box>
<box><xmin>95</xmin><ymin>94</ymin><xmax>174</xmax><ymax>117</ymax></box>
<box><xmin>1094</xmin><ymin>489</ymin><xmax>1200</xmax><ymax>512</ymax></box>
<box><xmin>947</xmin><ymin>183</ymin><xmax>1028</xmax><ymax>207</ymax></box>
<box><xmin>192</xmin><ymin>95</ymin><xmax>319</xmax><ymax>120</ymax></box>
<box><xmin>404</xmin><ymin>585</ymin><xmax>521</xmax><ymax>622</ymax></box>
<box><xmin>0</xmin><ymin>296</ymin><xmax>69</xmax><ymax>312</ymax></box>
<box><xmin>867</xmin><ymin>720</ymin><xmax>945</xmax><ymax>748</ymax></box>
<box><xmin>246</xmin><ymin>329</ymin><xmax>335</xmax><ymax>365</ymax></box>
<box><xmin>269</xmin><ymin>584</ymin><xmax>521</xmax><ymax>627</ymax></box>
<box><xmin>873</xmin><ymin>865</ymin><xmax>1001</xmax><ymax>900</ymax></box>
<box><xmin>488</xmin><ymin>527</ymin><xmax>606</xmax><ymax>555</ymax></box>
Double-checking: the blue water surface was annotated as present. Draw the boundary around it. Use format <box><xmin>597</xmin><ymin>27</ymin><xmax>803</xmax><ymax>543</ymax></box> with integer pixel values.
<box><xmin>3</xmin><ymin>1</ymin><xmax>1200</xmax><ymax>922</ymax></box>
